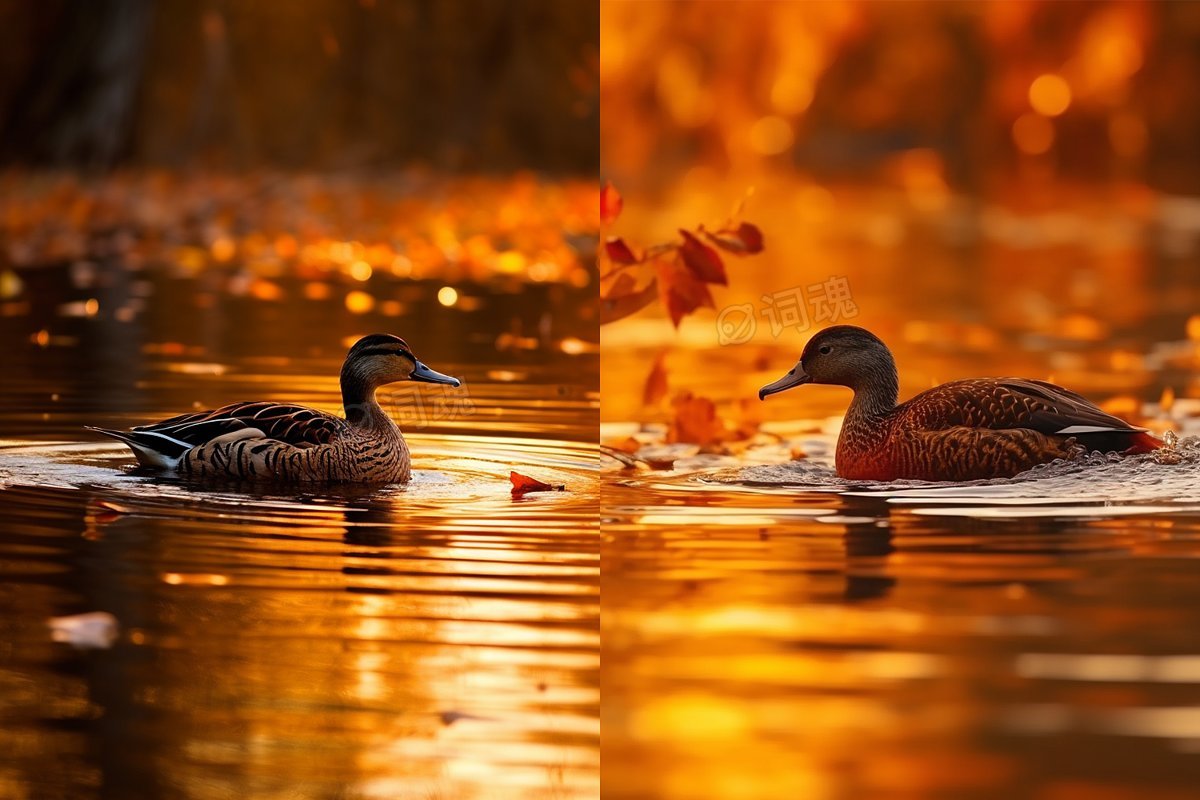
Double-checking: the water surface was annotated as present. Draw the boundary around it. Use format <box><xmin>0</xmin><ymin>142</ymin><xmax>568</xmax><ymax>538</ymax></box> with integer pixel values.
<box><xmin>0</xmin><ymin>252</ymin><xmax>599</xmax><ymax>799</ymax></box>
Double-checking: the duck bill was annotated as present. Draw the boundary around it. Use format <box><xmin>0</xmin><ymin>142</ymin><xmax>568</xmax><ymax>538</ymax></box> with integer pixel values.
<box><xmin>758</xmin><ymin>366</ymin><xmax>811</xmax><ymax>400</ymax></box>
<box><xmin>411</xmin><ymin>361</ymin><xmax>462</xmax><ymax>387</ymax></box>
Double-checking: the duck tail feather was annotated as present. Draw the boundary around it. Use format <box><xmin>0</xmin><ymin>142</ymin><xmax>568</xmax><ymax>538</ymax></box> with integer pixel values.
<box><xmin>86</xmin><ymin>426</ymin><xmax>189</xmax><ymax>470</ymax></box>
<box><xmin>1124</xmin><ymin>430</ymin><xmax>1162</xmax><ymax>454</ymax></box>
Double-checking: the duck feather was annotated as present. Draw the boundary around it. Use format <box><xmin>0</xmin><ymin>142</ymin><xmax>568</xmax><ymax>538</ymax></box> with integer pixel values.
<box><xmin>133</xmin><ymin>401</ymin><xmax>349</xmax><ymax>448</ymax></box>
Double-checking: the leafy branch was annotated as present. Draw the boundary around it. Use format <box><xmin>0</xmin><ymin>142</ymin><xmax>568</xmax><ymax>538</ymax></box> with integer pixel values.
<box><xmin>599</xmin><ymin>182</ymin><xmax>764</xmax><ymax>326</ymax></box>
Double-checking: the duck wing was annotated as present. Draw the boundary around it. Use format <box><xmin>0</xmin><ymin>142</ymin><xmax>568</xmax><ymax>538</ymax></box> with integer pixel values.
<box><xmin>133</xmin><ymin>401</ymin><xmax>349</xmax><ymax>448</ymax></box>
<box><xmin>992</xmin><ymin>378</ymin><xmax>1143</xmax><ymax>435</ymax></box>
<box><xmin>898</xmin><ymin>378</ymin><xmax>1155</xmax><ymax>444</ymax></box>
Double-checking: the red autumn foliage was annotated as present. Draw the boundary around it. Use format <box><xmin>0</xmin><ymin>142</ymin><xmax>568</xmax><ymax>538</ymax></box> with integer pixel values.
<box><xmin>600</xmin><ymin>272</ymin><xmax>658</xmax><ymax>325</ymax></box>
<box><xmin>656</xmin><ymin>259</ymin><xmax>714</xmax><ymax>327</ymax></box>
<box><xmin>667</xmin><ymin>391</ymin><xmax>729</xmax><ymax>446</ymax></box>
<box><xmin>600</xmin><ymin>181</ymin><xmax>623</xmax><ymax>225</ymax></box>
<box><xmin>604</xmin><ymin>236</ymin><xmax>638</xmax><ymax>264</ymax></box>
<box><xmin>702</xmin><ymin>221</ymin><xmax>764</xmax><ymax>255</ymax></box>
<box><xmin>510</xmin><ymin>470</ymin><xmax>565</xmax><ymax>495</ymax></box>
<box><xmin>643</xmin><ymin>351</ymin><xmax>669</xmax><ymax>407</ymax></box>
<box><xmin>678</xmin><ymin>229</ymin><xmax>727</xmax><ymax>285</ymax></box>
<box><xmin>598</xmin><ymin>183</ymin><xmax>763</xmax><ymax>327</ymax></box>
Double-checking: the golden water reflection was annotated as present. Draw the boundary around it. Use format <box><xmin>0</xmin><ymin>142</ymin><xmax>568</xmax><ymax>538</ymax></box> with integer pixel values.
<box><xmin>0</xmin><ymin>256</ymin><xmax>598</xmax><ymax>798</ymax></box>
<box><xmin>0</xmin><ymin>429</ymin><xmax>599</xmax><ymax>799</ymax></box>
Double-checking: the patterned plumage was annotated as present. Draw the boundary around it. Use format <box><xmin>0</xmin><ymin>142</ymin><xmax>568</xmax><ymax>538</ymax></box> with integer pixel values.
<box><xmin>760</xmin><ymin>325</ymin><xmax>1159</xmax><ymax>481</ymax></box>
<box><xmin>89</xmin><ymin>333</ymin><xmax>462</xmax><ymax>484</ymax></box>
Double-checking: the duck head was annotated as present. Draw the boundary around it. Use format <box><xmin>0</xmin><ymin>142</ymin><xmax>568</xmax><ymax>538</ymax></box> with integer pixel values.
<box><xmin>342</xmin><ymin>333</ymin><xmax>462</xmax><ymax>392</ymax></box>
<box><xmin>759</xmin><ymin>325</ymin><xmax>896</xmax><ymax>400</ymax></box>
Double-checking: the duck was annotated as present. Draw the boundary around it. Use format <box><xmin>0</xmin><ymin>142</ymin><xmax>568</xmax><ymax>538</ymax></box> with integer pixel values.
<box><xmin>89</xmin><ymin>334</ymin><xmax>462</xmax><ymax>483</ymax></box>
<box><xmin>758</xmin><ymin>325</ymin><xmax>1160</xmax><ymax>481</ymax></box>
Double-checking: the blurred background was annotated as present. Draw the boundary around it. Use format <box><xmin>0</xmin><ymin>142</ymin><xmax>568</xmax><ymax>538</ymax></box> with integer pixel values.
<box><xmin>601</xmin><ymin>0</ymin><xmax>1200</xmax><ymax>426</ymax></box>
<box><xmin>0</xmin><ymin>2</ymin><xmax>600</xmax><ymax>799</ymax></box>
<box><xmin>0</xmin><ymin>0</ymin><xmax>598</xmax><ymax>171</ymax></box>
<box><xmin>0</xmin><ymin>0</ymin><xmax>602</xmax><ymax>441</ymax></box>
<box><xmin>601</xmin><ymin>3</ymin><xmax>1200</xmax><ymax>800</ymax></box>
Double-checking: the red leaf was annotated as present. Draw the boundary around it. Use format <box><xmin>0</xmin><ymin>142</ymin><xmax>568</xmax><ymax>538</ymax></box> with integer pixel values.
<box><xmin>656</xmin><ymin>259</ymin><xmax>714</xmax><ymax>327</ymax></box>
<box><xmin>678</xmin><ymin>229</ymin><xmax>727</xmax><ymax>285</ymax></box>
<box><xmin>510</xmin><ymin>470</ymin><xmax>565</xmax><ymax>495</ymax></box>
<box><xmin>600</xmin><ymin>181</ymin><xmax>623</xmax><ymax>225</ymax></box>
<box><xmin>667</xmin><ymin>391</ymin><xmax>729</xmax><ymax>446</ymax></box>
<box><xmin>604</xmin><ymin>236</ymin><xmax>638</xmax><ymax>265</ymax></box>
<box><xmin>704</xmin><ymin>222</ymin><xmax>764</xmax><ymax>255</ymax></box>
<box><xmin>601</xmin><ymin>275</ymin><xmax>658</xmax><ymax>324</ymax></box>
<box><xmin>643</xmin><ymin>351</ymin><xmax>669</xmax><ymax>407</ymax></box>
<box><xmin>603</xmin><ymin>271</ymin><xmax>636</xmax><ymax>298</ymax></box>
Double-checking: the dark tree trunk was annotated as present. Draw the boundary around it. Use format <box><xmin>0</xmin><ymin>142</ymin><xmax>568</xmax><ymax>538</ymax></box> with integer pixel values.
<box><xmin>0</xmin><ymin>0</ymin><xmax>151</xmax><ymax>169</ymax></box>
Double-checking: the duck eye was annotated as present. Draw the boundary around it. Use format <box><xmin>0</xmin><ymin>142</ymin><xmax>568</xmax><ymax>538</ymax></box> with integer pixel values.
<box><xmin>819</xmin><ymin>345</ymin><xmax>832</xmax><ymax>355</ymax></box>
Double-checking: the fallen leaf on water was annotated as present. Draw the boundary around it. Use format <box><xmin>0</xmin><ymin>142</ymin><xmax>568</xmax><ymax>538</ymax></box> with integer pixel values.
<box><xmin>639</xmin><ymin>444</ymin><xmax>692</xmax><ymax>470</ymax></box>
<box><xmin>510</xmin><ymin>471</ymin><xmax>566</xmax><ymax>495</ymax></box>
<box><xmin>643</xmin><ymin>352</ymin><xmax>669</xmax><ymax>407</ymax></box>
<box><xmin>642</xmin><ymin>456</ymin><xmax>678</xmax><ymax>470</ymax></box>
<box><xmin>601</xmin><ymin>181</ymin><xmax>623</xmax><ymax>225</ymax></box>
<box><xmin>48</xmin><ymin>611</ymin><xmax>119</xmax><ymax>649</ymax></box>
<box><xmin>600</xmin><ymin>445</ymin><xmax>639</xmax><ymax>469</ymax></box>
<box><xmin>601</xmin><ymin>436</ymin><xmax>642</xmax><ymax>454</ymax></box>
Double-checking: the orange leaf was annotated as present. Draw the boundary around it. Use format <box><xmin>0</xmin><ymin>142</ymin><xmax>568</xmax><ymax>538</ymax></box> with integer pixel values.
<box><xmin>656</xmin><ymin>259</ymin><xmax>714</xmax><ymax>327</ymax></box>
<box><xmin>704</xmin><ymin>222</ymin><xmax>764</xmax><ymax>255</ymax></box>
<box><xmin>603</xmin><ymin>271</ymin><xmax>635</xmax><ymax>298</ymax></box>
<box><xmin>667</xmin><ymin>391</ymin><xmax>728</xmax><ymax>446</ymax></box>
<box><xmin>730</xmin><ymin>397</ymin><xmax>763</xmax><ymax>439</ymax></box>
<box><xmin>600</xmin><ymin>436</ymin><xmax>642</xmax><ymax>454</ymax></box>
<box><xmin>678</xmin><ymin>229</ymin><xmax>727</xmax><ymax>285</ymax></box>
<box><xmin>510</xmin><ymin>470</ymin><xmax>565</xmax><ymax>495</ymax></box>
<box><xmin>601</xmin><ymin>276</ymin><xmax>658</xmax><ymax>325</ymax></box>
<box><xmin>643</xmin><ymin>351</ymin><xmax>669</xmax><ymax>407</ymax></box>
<box><xmin>601</xmin><ymin>181</ymin><xmax>623</xmax><ymax>225</ymax></box>
<box><xmin>604</xmin><ymin>236</ymin><xmax>638</xmax><ymax>265</ymax></box>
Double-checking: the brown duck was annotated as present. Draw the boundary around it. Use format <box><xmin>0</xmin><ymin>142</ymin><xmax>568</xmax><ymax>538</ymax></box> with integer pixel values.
<box><xmin>759</xmin><ymin>325</ymin><xmax>1160</xmax><ymax>481</ymax></box>
<box><xmin>89</xmin><ymin>334</ymin><xmax>461</xmax><ymax>483</ymax></box>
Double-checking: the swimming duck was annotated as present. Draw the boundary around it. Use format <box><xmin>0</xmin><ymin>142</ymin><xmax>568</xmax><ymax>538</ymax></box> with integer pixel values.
<box><xmin>758</xmin><ymin>325</ymin><xmax>1160</xmax><ymax>481</ymax></box>
<box><xmin>89</xmin><ymin>334</ymin><xmax>461</xmax><ymax>483</ymax></box>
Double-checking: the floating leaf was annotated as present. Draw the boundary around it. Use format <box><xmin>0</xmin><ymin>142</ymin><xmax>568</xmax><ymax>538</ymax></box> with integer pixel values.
<box><xmin>643</xmin><ymin>351</ymin><xmax>669</xmax><ymax>407</ymax></box>
<box><xmin>678</xmin><ymin>229</ymin><xmax>727</xmax><ymax>285</ymax></box>
<box><xmin>704</xmin><ymin>222</ymin><xmax>764</xmax><ymax>255</ymax></box>
<box><xmin>601</xmin><ymin>436</ymin><xmax>642</xmax><ymax>454</ymax></box>
<box><xmin>601</xmin><ymin>275</ymin><xmax>658</xmax><ymax>324</ymax></box>
<box><xmin>600</xmin><ymin>444</ymin><xmax>639</xmax><ymax>469</ymax></box>
<box><xmin>601</xmin><ymin>181</ymin><xmax>623</xmax><ymax>225</ymax></box>
<box><xmin>604</xmin><ymin>236</ymin><xmax>638</xmax><ymax>265</ymax></box>
<box><xmin>510</xmin><ymin>470</ymin><xmax>565</xmax><ymax>495</ymax></box>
